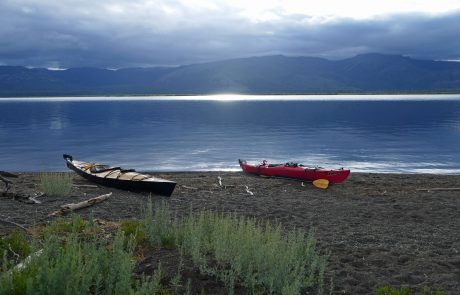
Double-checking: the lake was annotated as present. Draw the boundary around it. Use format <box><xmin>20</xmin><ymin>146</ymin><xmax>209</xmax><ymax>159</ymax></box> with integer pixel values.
<box><xmin>1</xmin><ymin>94</ymin><xmax>460</xmax><ymax>173</ymax></box>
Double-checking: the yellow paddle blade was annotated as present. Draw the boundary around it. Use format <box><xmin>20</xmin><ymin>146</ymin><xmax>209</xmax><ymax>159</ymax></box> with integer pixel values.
<box><xmin>313</xmin><ymin>179</ymin><xmax>329</xmax><ymax>189</ymax></box>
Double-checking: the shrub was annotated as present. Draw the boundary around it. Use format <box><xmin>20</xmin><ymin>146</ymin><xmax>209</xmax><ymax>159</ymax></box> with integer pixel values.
<box><xmin>39</xmin><ymin>172</ymin><xmax>73</xmax><ymax>197</ymax></box>
<box><xmin>48</xmin><ymin>215</ymin><xmax>87</xmax><ymax>235</ymax></box>
<box><xmin>143</xmin><ymin>200</ymin><xmax>327</xmax><ymax>294</ymax></box>
<box><xmin>0</xmin><ymin>230</ymin><xmax>31</xmax><ymax>269</ymax></box>
<box><xmin>143</xmin><ymin>201</ymin><xmax>177</xmax><ymax>249</ymax></box>
<box><xmin>0</xmin><ymin>219</ymin><xmax>165</xmax><ymax>295</ymax></box>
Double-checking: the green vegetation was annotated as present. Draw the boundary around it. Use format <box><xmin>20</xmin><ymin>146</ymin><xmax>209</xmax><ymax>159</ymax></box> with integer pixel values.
<box><xmin>0</xmin><ymin>216</ymin><xmax>165</xmax><ymax>295</ymax></box>
<box><xmin>39</xmin><ymin>172</ymin><xmax>73</xmax><ymax>197</ymax></box>
<box><xmin>1</xmin><ymin>206</ymin><xmax>447</xmax><ymax>295</ymax></box>
<box><xmin>143</xmin><ymin>201</ymin><xmax>327</xmax><ymax>294</ymax></box>
<box><xmin>376</xmin><ymin>285</ymin><xmax>442</xmax><ymax>295</ymax></box>
<box><xmin>0</xmin><ymin>230</ymin><xmax>31</xmax><ymax>269</ymax></box>
<box><xmin>143</xmin><ymin>201</ymin><xmax>177</xmax><ymax>249</ymax></box>
<box><xmin>120</xmin><ymin>219</ymin><xmax>147</xmax><ymax>247</ymax></box>
<box><xmin>1</xmin><ymin>201</ymin><xmax>326</xmax><ymax>294</ymax></box>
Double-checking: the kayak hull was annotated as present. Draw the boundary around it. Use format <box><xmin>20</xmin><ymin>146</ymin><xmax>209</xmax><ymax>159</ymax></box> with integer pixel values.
<box><xmin>64</xmin><ymin>154</ymin><xmax>176</xmax><ymax>196</ymax></box>
<box><xmin>239</xmin><ymin>159</ymin><xmax>350</xmax><ymax>183</ymax></box>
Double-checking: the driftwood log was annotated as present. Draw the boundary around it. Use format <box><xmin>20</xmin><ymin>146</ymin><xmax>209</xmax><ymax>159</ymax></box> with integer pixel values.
<box><xmin>73</xmin><ymin>184</ymin><xmax>98</xmax><ymax>188</ymax></box>
<box><xmin>0</xmin><ymin>192</ymin><xmax>44</xmax><ymax>204</ymax></box>
<box><xmin>48</xmin><ymin>192</ymin><xmax>112</xmax><ymax>217</ymax></box>
<box><xmin>0</xmin><ymin>171</ymin><xmax>18</xmax><ymax>178</ymax></box>
<box><xmin>0</xmin><ymin>175</ymin><xmax>13</xmax><ymax>191</ymax></box>
<box><xmin>10</xmin><ymin>249</ymin><xmax>44</xmax><ymax>273</ymax></box>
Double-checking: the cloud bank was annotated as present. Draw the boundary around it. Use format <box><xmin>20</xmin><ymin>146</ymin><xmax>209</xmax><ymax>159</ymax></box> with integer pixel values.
<box><xmin>1</xmin><ymin>0</ymin><xmax>460</xmax><ymax>68</ymax></box>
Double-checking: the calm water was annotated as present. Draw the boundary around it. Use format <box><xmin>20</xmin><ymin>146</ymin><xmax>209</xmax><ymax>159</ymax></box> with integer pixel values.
<box><xmin>1</xmin><ymin>95</ymin><xmax>460</xmax><ymax>173</ymax></box>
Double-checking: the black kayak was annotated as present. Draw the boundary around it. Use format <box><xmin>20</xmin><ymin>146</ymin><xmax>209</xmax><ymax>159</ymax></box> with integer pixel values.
<box><xmin>63</xmin><ymin>154</ymin><xmax>176</xmax><ymax>197</ymax></box>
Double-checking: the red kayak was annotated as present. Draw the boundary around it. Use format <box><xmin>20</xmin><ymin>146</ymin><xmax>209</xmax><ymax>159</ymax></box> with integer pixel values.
<box><xmin>239</xmin><ymin>159</ymin><xmax>350</xmax><ymax>183</ymax></box>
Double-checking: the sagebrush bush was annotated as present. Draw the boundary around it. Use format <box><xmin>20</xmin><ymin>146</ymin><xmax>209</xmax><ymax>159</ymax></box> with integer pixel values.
<box><xmin>143</xmin><ymin>201</ymin><xmax>177</xmax><ymax>249</ymax></box>
<box><xmin>0</xmin><ymin>230</ymin><xmax>31</xmax><ymax>269</ymax></box>
<box><xmin>144</xmin><ymin>200</ymin><xmax>327</xmax><ymax>295</ymax></box>
<box><xmin>39</xmin><ymin>172</ymin><xmax>73</xmax><ymax>197</ymax></box>
<box><xmin>0</xmin><ymin>216</ymin><xmax>165</xmax><ymax>295</ymax></box>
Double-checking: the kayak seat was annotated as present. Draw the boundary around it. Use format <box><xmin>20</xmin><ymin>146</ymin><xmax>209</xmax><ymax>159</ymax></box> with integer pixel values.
<box><xmin>90</xmin><ymin>163</ymin><xmax>137</xmax><ymax>173</ymax></box>
<box><xmin>90</xmin><ymin>166</ymin><xmax>121</xmax><ymax>173</ymax></box>
<box><xmin>285</xmin><ymin>162</ymin><xmax>302</xmax><ymax>167</ymax></box>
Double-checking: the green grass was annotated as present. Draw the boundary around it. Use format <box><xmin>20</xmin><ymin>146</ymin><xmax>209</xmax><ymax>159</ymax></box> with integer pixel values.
<box><xmin>39</xmin><ymin>172</ymin><xmax>73</xmax><ymax>197</ymax></box>
<box><xmin>144</xmin><ymin>201</ymin><xmax>328</xmax><ymax>294</ymax></box>
<box><xmin>376</xmin><ymin>285</ymin><xmax>442</xmax><ymax>295</ymax></box>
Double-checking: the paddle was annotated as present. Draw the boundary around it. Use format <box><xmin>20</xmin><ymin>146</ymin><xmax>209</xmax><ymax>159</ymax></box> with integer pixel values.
<box><xmin>313</xmin><ymin>179</ymin><xmax>329</xmax><ymax>189</ymax></box>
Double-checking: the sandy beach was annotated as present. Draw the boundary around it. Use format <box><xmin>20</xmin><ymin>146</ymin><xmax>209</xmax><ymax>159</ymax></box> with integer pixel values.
<box><xmin>1</xmin><ymin>171</ymin><xmax>459</xmax><ymax>294</ymax></box>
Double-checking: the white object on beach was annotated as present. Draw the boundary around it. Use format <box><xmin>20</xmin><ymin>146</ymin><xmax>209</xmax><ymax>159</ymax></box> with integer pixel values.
<box><xmin>245</xmin><ymin>185</ymin><xmax>254</xmax><ymax>196</ymax></box>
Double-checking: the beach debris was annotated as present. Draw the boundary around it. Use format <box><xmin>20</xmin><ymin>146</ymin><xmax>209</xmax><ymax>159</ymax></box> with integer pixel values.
<box><xmin>301</xmin><ymin>182</ymin><xmax>305</xmax><ymax>187</ymax></box>
<box><xmin>0</xmin><ymin>191</ymin><xmax>44</xmax><ymax>204</ymax></box>
<box><xmin>218</xmin><ymin>176</ymin><xmax>223</xmax><ymax>187</ymax></box>
<box><xmin>24</xmin><ymin>196</ymin><xmax>41</xmax><ymax>204</ymax></box>
<box><xmin>245</xmin><ymin>185</ymin><xmax>254</xmax><ymax>196</ymax></box>
<box><xmin>416</xmin><ymin>187</ymin><xmax>460</xmax><ymax>192</ymax></box>
<box><xmin>19</xmin><ymin>192</ymin><xmax>45</xmax><ymax>204</ymax></box>
<box><xmin>73</xmin><ymin>184</ymin><xmax>98</xmax><ymax>188</ymax></box>
<box><xmin>0</xmin><ymin>171</ymin><xmax>18</xmax><ymax>188</ymax></box>
<box><xmin>0</xmin><ymin>175</ymin><xmax>15</xmax><ymax>192</ymax></box>
<box><xmin>48</xmin><ymin>192</ymin><xmax>112</xmax><ymax>217</ymax></box>
<box><xmin>0</xmin><ymin>171</ymin><xmax>19</xmax><ymax>178</ymax></box>
<box><xmin>11</xmin><ymin>249</ymin><xmax>44</xmax><ymax>273</ymax></box>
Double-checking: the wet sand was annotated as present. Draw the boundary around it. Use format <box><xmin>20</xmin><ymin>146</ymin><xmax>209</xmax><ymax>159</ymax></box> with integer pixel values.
<box><xmin>1</xmin><ymin>172</ymin><xmax>459</xmax><ymax>294</ymax></box>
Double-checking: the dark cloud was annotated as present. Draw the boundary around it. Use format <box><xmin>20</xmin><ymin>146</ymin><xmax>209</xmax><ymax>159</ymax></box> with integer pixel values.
<box><xmin>1</xmin><ymin>1</ymin><xmax>459</xmax><ymax>68</ymax></box>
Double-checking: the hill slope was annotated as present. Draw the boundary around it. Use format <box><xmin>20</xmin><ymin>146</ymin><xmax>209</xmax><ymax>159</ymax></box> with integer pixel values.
<box><xmin>1</xmin><ymin>53</ymin><xmax>460</xmax><ymax>96</ymax></box>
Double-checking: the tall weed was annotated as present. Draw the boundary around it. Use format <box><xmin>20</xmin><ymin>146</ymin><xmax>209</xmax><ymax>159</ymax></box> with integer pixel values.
<box><xmin>39</xmin><ymin>172</ymin><xmax>73</xmax><ymax>197</ymax></box>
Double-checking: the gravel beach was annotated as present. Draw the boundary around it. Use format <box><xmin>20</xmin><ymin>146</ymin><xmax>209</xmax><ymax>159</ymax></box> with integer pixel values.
<box><xmin>1</xmin><ymin>171</ymin><xmax>459</xmax><ymax>294</ymax></box>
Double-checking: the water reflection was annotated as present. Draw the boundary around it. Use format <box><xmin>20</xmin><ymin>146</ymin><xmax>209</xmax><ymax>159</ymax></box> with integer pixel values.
<box><xmin>0</xmin><ymin>97</ymin><xmax>460</xmax><ymax>173</ymax></box>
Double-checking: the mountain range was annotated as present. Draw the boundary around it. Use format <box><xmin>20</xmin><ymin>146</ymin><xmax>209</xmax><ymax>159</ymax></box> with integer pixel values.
<box><xmin>1</xmin><ymin>53</ymin><xmax>460</xmax><ymax>96</ymax></box>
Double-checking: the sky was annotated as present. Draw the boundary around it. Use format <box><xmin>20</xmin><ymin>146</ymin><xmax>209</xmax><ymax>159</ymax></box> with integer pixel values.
<box><xmin>1</xmin><ymin>0</ymin><xmax>460</xmax><ymax>68</ymax></box>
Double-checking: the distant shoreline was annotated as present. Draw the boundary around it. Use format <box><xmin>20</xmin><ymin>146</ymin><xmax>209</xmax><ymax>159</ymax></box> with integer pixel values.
<box><xmin>1</xmin><ymin>92</ymin><xmax>460</xmax><ymax>98</ymax></box>
<box><xmin>1</xmin><ymin>93</ymin><xmax>460</xmax><ymax>101</ymax></box>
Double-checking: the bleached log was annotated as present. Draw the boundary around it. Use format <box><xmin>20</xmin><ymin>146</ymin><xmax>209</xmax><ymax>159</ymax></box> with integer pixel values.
<box><xmin>48</xmin><ymin>192</ymin><xmax>112</xmax><ymax>217</ymax></box>
<box><xmin>73</xmin><ymin>184</ymin><xmax>98</xmax><ymax>188</ymax></box>
<box><xmin>11</xmin><ymin>249</ymin><xmax>43</xmax><ymax>273</ymax></box>
<box><xmin>245</xmin><ymin>185</ymin><xmax>254</xmax><ymax>196</ymax></box>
